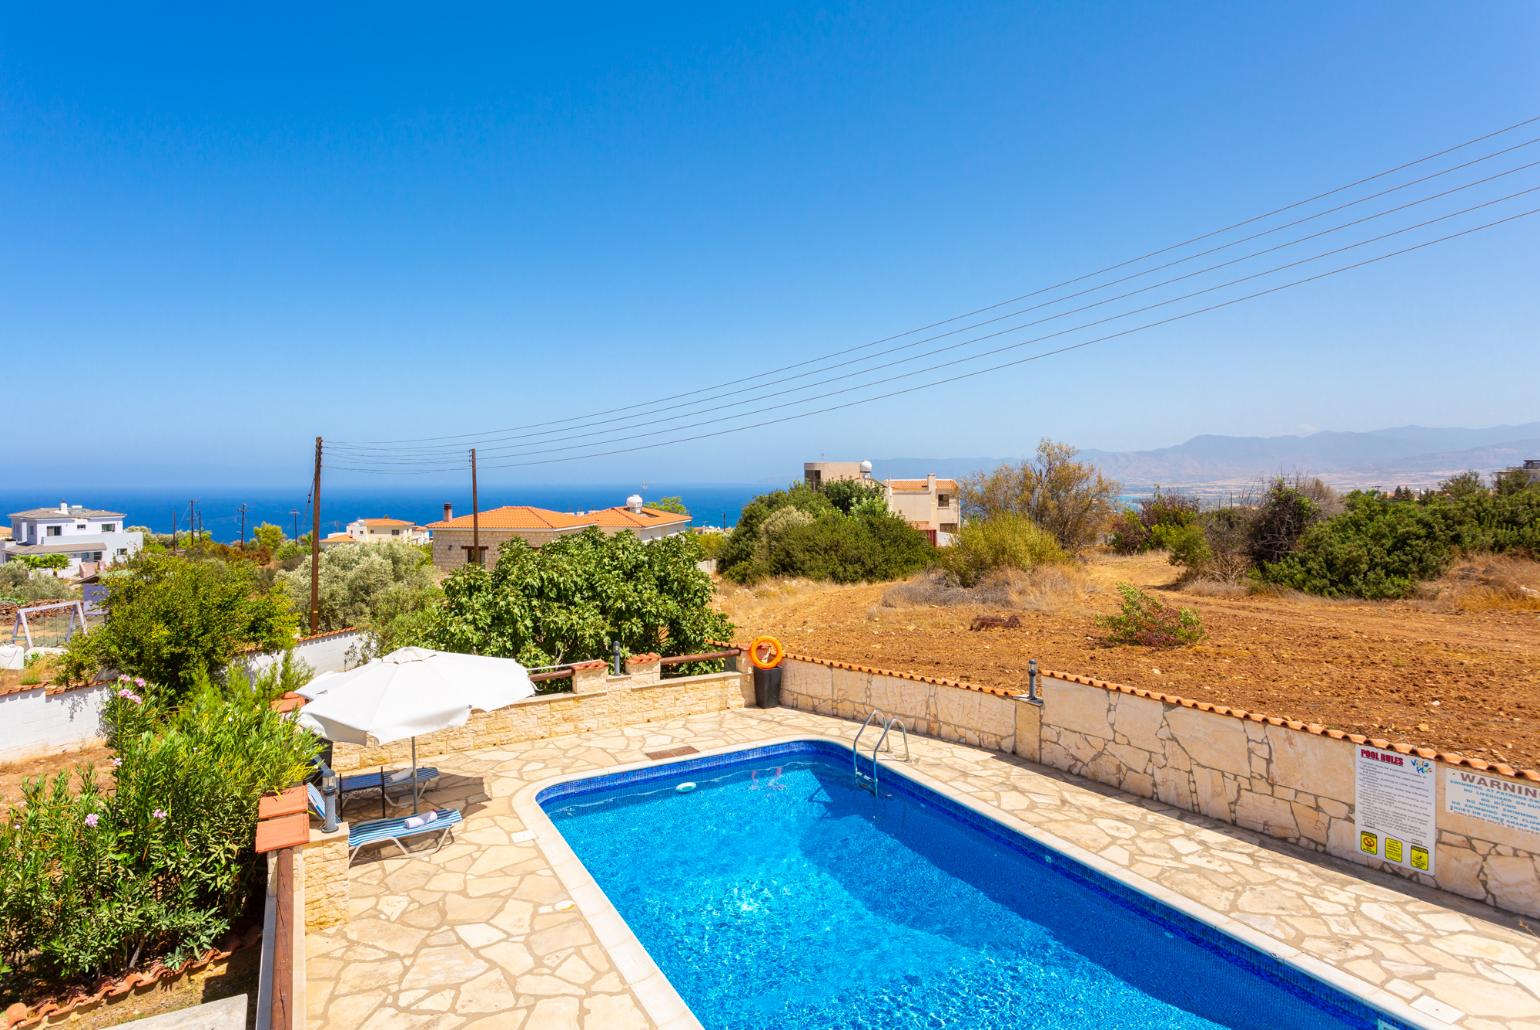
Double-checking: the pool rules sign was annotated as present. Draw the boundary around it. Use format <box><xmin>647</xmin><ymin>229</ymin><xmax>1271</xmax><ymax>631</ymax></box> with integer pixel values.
<box><xmin>1354</xmin><ymin>746</ymin><xmax>1436</xmax><ymax>875</ymax></box>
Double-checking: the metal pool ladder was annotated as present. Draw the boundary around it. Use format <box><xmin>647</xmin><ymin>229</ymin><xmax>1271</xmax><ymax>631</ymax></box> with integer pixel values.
<box><xmin>853</xmin><ymin>709</ymin><xmax>910</xmax><ymax>794</ymax></box>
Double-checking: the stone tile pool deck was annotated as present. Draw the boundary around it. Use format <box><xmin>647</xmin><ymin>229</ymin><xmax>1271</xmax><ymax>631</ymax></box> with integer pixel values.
<box><xmin>306</xmin><ymin>707</ymin><xmax>1540</xmax><ymax>1029</ymax></box>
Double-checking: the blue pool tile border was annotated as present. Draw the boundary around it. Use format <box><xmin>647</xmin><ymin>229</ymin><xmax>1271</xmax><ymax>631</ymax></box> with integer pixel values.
<box><xmin>537</xmin><ymin>739</ymin><xmax>1417</xmax><ymax>1030</ymax></box>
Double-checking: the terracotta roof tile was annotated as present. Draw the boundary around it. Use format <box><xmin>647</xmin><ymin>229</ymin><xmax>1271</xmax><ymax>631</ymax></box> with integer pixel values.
<box><xmin>427</xmin><ymin>504</ymin><xmax>689</xmax><ymax>532</ymax></box>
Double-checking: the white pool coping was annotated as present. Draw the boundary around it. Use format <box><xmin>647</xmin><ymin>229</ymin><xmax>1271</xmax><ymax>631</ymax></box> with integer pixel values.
<box><xmin>513</xmin><ymin>733</ymin><xmax>1451</xmax><ymax>1030</ymax></box>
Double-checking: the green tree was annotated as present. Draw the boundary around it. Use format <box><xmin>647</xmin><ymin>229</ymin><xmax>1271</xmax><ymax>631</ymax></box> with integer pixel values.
<box><xmin>650</xmin><ymin>496</ymin><xmax>689</xmax><ymax>515</ymax></box>
<box><xmin>820</xmin><ymin>478</ymin><xmax>885</xmax><ymax>515</ymax></box>
<box><xmin>405</xmin><ymin>528</ymin><xmax>731</xmax><ymax>669</ymax></box>
<box><xmin>60</xmin><ymin>553</ymin><xmax>296</xmax><ymax>692</ymax></box>
<box><xmin>277</xmin><ymin>540</ymin><xmax>438</xmax><ymax>636</ymax></box>
<box><xmin>960</xmin><ymin>439</ymin><xmax>1120</xmax><ymax>553</ymax></box>
<box><xmin>252</xmin><ymin>522</ymin><xmax>286</xmax><ymax>554</ymax></box>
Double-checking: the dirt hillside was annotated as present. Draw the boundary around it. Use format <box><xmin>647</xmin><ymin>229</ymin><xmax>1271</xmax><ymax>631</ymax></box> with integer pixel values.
<box><xmin>716</xmin><ymin>553</ymin><xmax>1540</xmax><ymax>771</ymax></box>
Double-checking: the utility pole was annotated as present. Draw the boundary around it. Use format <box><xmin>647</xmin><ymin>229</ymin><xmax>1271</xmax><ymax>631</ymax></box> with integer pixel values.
<box><xmin>171</xmin><ymin>510</ymin><xmax>179</xmax><ymax>547</ymax></box>
<box><xmin>310</xmin><ymin>437</ymin><xmax>323</xmax><ymax>634</ymax></box>
<box><xmin>239</xmin><ymin>503</ymin><xmax>248</xmax><ymax>546</ymax></box>
<box><xmin>290</xmin><ymin>508</ymin><xmax>299</xmax><ymax>541</ymax></box>
<box><xmin>471</xmin><ymin>448</ymin><xmax>481</xmax><ymax>567</ymax></box>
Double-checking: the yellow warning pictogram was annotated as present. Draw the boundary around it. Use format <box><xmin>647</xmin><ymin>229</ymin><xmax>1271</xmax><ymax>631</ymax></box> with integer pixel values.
<box><xmin>1358</xmin><ymin>831</ymin><xmax>1378</xmax><ymax>855</ymax></box>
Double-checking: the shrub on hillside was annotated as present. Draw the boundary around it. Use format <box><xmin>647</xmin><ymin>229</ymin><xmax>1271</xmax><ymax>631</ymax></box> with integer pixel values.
<box><xmin>1247</xmin><ymin>479</ymin><xmax>1328</xmax><ymax>566</ymax></box>
<box><xmin>936</xmin><ymin>514</ymin><xmax>1067</xmax><ymax>587</ymax></box>
<box><xmin>0</xmin><ymin>665</ymin><xmax>319</xmax><ymax>990</ymax></box>
<box><xmin>1107</xmin><ymin>489</ymin><xmax>1202</xmax><ymax>555</ymax></box>
<box><xmin>1259</xmin><ymin>491</ymin><xmax>1452</xmax><ymax>599</ymax></box>
<box><xmin>693</xmin><ymin>531</ymin><xmax>729</xmax><ymax>561</ymax></box>
<box><xmin>820</xmin><ymin>478</ymin><xmax>885</xmax><ymax>515</ymax></box>
<box><xmin>960</xmin><ymin>439</ymin><xmax>1121</xmax><ymax>553</ymax></box>
<box><xmin>1097</xmin><ymin>583</ymin><xmax>1203</xmax><ymax>647</ymax></box>
<box><xmin>766</xmin><ymin>510</ymin><xmax>932</xmax><ymax>584</ymax></box>
<box><xmin>717</xmin><ymin>483</ymin><xmax>929</xmax><ymax>585</ymax></box>
<box><xmin>404</xmin><ymin>528</ymin><xmax>732</xmax><ymax>669</ymax></box>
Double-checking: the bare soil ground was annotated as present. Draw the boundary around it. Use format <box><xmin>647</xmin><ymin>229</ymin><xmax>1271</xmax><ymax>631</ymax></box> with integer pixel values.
<box><xmin>0</xmin><ymin>741</ymin><xmax>113</xmax><ymax>814</ymax></box>
<box><xmin>716</xmin><ymin>552</ymin><xmax>1540</xmax><ymax>770</ymax></box>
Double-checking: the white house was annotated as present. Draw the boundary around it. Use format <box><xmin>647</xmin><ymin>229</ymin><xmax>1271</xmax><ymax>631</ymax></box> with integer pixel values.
<box><xmin>4</xmin><ymin>502</ymin><xmax>144</xmax><ymax>577</ymax></box>
<box><xmin>344</xmin><ymin>517</ymin><xmax>430</xmax><ymax>546</ymax></box>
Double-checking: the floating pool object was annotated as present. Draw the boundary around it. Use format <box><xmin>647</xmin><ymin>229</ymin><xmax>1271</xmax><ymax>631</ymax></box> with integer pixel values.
<box><xmin>675</xmin><ymin>781</ymin><xmax>697</xmax><ymax>793</ymax></box>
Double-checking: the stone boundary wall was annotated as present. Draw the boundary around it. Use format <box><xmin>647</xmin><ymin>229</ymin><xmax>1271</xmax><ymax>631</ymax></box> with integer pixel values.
<box><xmin>329</xmin><ymin>664</ymin><xmax>751</xmax><ymax>773</ymax></box>
<box><xmin>0</xmin><ymin>683</ymin><xmax>110</xmax><ymax>763</ymax></box>
<box><xmin>778</xmin><ymin>653</ymin><xmax>1540</xmax><ymax>920</ymax></box>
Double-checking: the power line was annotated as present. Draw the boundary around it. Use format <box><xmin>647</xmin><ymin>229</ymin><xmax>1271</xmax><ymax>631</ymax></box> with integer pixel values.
<box><xmin>334</xmin><ymin>161</ymin><xmax>1540</xmax><ymax>465</ymax></box>
<box><xmin>331</xmin><ymin>139</ymin><xmax>1540</xmax><ymax>459</ymax></box>
<box><xmin>331</xmin><ymin>205</ymin><xmax>1539</xmax><ymax>474</ymax></box>
<box><xmin>329</xmin><ymin>189</ymin><xmax>1540</xmax><ymax>472</ymax></box>
<box><xmin>330</xmin><ymin>114</ymin><xmax>1540</xmax><ymax>451</ymax></box>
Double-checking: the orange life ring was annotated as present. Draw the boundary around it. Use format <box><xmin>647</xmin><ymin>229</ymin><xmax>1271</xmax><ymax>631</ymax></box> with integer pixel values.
<box><xmin>748</xmin><ymin>635</ymin><xmax>785</xmax><ymax>670</ymax></box>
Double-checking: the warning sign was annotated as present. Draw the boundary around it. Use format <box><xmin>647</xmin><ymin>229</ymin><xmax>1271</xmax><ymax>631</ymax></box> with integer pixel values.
<box><xmin>1446</xmin><ymin>768</ymin><xmax>1540</xmax><ymax>835</ymax></box>
<box><xmin>1354</xmin><ymin>745</ymin><xmax>1436</xmax><ymax>875</ymax></box>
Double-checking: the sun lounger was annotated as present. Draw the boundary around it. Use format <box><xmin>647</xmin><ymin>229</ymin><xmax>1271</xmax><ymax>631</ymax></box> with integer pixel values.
<box><xmin>339</xmin><ymin>766</ymin><xmax>441</xmax><ymax>816</ymax></box>
<box><xmin>308</xmin><ymin>784</ymin><xmax>462</xmax><ymax>863</ymax></box>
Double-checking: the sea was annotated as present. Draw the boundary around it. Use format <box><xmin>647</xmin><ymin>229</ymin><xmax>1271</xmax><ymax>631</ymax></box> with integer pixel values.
<box><xmin>0</xmin><ymin>484</ymin><xmax>766</xmax><ymax>543</ymax></box>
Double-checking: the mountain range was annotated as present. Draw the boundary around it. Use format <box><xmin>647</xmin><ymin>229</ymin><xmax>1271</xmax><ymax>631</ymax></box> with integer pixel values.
<box><xmin>871</xmin><ymin>422</ymin><xmax>1540</xmax><ymax>494</ymax></box>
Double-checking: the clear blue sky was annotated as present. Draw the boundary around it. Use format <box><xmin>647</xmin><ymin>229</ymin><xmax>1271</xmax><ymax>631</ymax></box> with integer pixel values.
<box><xmin>4</xmin><ymin>2</ymin><xmax>1538</xmax><ymax>488</ymax></box>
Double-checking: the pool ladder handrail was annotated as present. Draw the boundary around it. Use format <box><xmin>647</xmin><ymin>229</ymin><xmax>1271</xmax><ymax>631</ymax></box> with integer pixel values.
<box><xmin>853</xmin><ymin>709</ymin><xmax>910</xmax><ymax>793</ymax></box>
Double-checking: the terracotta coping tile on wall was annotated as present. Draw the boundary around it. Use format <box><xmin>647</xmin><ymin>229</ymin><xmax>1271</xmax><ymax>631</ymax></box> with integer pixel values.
<box><xmin>258</xmin><ymin>785</ymin><xmax>308</xmax><ymax>820</ymax></box>
<box><xmin>1040</xmin><ymin>668</ymin><xmax>1540</xmax><ymax>783</ymax></box>
<box><xmin>624</xmin><ymin>652</ymin><xmax>662</xmax><ymax>666</ymax></box>
<box><xmin>2</xmin><ymin>925</ymin><xmax>261</xmax><ymax>1029</ymax></box>
<box><xmin>568</xmin><ymin>659</ymin><xmax>608</xmax><ymax>671</ymax></box>
<box><xmin>255</xmin><ymin>813</ymin><xmax>309</xmax><ymax>854</ymax></box>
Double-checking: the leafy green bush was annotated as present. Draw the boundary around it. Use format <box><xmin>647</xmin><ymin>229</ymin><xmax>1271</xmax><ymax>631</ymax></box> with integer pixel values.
<box><xmin>1097</xmin><ymin>583</ymin><xmax>1203</xmax><ymax>647</ymax></box>
<box><xmin>1106</xmin><ymin>489</ymin><xmax>1202</xmax><ymax>555</ymax></box>
<box><xmin>404</xmin><ymin>528</ymin><xmax>732</xmax><ymax>669</ymax></box>
<box><xmin>766</xmin><ymin>509</ymin><xmax>933</xmax><ymax>584</ymax></box>
<box><xmin>57</xmin><ymin>553</ymin><xmax>296</xmax><ymax>693</ymax></box>
<box><xmin>937</xmin><ymin>514</ymin><xmax>1067</xmax><ymax>587</ymax></box>
<box><xmin>718</xmin><ymin>483</ymin><xmax>928</xmax><ymax>585</ymax></box>
<box><xmin>1150</xmin><ymin>522</ymin><xmax>1212</xmax><ymax>574</ymax></box>
<box><xmin>820</xmin><ymin>478</ymin><xmax>885</xmax><ymax>515</ymax></box>
<box><xmin>1247</xmin><ymin>480</ymin><xmax>1324</xmax><ymax>566</ymax></box>
<box><xmin>693</xmin><ymin>531</ymin><xmax>729</xmax><ymax>561</ymax></box>
<box><xmin>0</xmin><ymin>665</ymin><xmax>319</xmax><ymax>989</ymax></box>
<box><xmin>1260</xmin><ymin>491</ymin><xmax>1452</xmax><ymax>599</ymax></box>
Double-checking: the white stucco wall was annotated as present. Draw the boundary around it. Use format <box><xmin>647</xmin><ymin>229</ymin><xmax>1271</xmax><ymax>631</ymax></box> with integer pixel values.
<box><xmin>243</xmin><ymin>629</ymin><xmax>367</xmax><ymax>679</ymax></box>
<box><xmin>0</xmin><ymin>684</ymin><xmax>111</xmax><ymax>761</ymax></box>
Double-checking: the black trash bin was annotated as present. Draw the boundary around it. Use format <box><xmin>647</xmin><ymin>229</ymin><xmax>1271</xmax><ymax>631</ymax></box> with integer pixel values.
<box><xmin>753</xmin><ymin>664</ymin><xmax>783</xmax><ymax>708</ymax></box>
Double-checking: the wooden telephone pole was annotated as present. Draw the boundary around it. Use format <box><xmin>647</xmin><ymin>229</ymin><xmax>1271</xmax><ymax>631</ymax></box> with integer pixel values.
<box><xmin>238</xmin><ymin>503</ymin><xmax>248</xmax><ymax>546</ymax></box>
<box><xmin>461</xmin><ymin>448</ymin><xmax>484</xmax><ymax>566</ymax></box>
<box><xmin>310</xmin><ymin>437</ymin><xmax>323</xmax><ymax>634</ymax></box>
<box><xmin>471</xmin><ymin>448</ymin><xmax>481</xmax><ymax>566</ymax></box>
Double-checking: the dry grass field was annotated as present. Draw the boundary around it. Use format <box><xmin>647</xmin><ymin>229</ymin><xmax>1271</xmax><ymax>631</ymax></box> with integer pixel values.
<box><xmin>716</xmin><ymin>551</ymin><xmax>1540</xmax><ymax>770</ymax></box>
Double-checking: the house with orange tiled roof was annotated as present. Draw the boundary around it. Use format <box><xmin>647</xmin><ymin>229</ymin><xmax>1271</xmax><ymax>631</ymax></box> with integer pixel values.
<box><xmin>425</xmin><ymin>495</ymin><xmax>690</xmax><ymax>571</ymax></box>
<box><xmin>344</xmin><ymin>516</ymin><xmax>430</xmax><ymax>546</ymax></box>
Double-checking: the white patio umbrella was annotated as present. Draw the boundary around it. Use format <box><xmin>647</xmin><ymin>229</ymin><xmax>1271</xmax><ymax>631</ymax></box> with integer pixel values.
<box><xmin>296</xmin><ymin>646</ymin><xmax>535</xmax><ymax>812</ymax></box>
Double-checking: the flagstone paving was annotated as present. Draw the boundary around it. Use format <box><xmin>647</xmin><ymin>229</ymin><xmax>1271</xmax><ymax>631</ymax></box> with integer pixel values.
<box><xmin>306</xmin><ymin>707</ymin><xmax>1540</xmax><ymax>1029</ymax></box>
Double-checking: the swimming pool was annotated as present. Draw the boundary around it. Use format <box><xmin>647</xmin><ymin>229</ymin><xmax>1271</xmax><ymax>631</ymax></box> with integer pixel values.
<box><xmin>538</xmin><ymin>739</ymin><xmax>1415</xmax><ymax>1030</ymax></box>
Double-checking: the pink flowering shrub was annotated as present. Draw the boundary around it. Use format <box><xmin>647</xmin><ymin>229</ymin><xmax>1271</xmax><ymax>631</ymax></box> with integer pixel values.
<box><xmin>0</xmin><ymin>666</ymin><xmax>319</xmax><ymax>988</ymax></box>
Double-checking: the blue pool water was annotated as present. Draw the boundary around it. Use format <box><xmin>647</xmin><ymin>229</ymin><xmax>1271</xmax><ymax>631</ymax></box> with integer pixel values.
<box><xmin>540</xmin><ymin>741</ymin><xmax>1408</xmax><ymax>1030</ymax></box>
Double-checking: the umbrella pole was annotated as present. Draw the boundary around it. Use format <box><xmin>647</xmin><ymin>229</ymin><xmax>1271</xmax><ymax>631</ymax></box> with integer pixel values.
<box><xmin>411</xmin><ymin>737</ymin><xmax>420</xmax><ymax>815</ymax></box>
